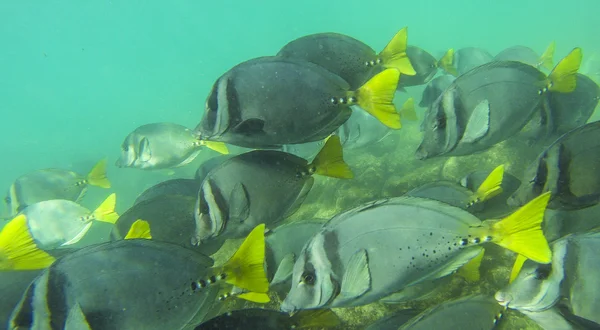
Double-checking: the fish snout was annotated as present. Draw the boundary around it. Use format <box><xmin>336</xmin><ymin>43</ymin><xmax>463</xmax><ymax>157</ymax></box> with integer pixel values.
<box><xmin>280</xmin><ymin>301</ymin><xmax>297</xmax><ymax>314</ymax></box>
<box><xmin>494</xmin><ymin>291</ymin><xmax>512</xmax><ymax>307</ymax></box>
<box><xmin>415</xmin><ymin>147</ymin><xmax>429</xmax><ymax>160</ymax></box>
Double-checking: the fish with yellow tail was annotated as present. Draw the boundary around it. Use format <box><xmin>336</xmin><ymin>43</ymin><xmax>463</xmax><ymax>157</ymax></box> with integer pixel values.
<box><xmin>281</xmin><ymin>192</ymin><xmax>552</xmax><ymax>311</ymax></box>
<box><xmin>9</xmin><ymin>224</ymin><xmax>270</xmax><ymax>330</ymax></box>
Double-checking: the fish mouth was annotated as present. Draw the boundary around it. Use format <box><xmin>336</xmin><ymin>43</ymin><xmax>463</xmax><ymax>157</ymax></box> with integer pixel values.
<box><xmin>494</xmin><ymin>291</ymin><xmax>512</xmax><ymax>308</ymax></box>
<box><xmin>280</xmin><ymin>301</ymin><xmax>297</xmax><ymax>314</ymax></box>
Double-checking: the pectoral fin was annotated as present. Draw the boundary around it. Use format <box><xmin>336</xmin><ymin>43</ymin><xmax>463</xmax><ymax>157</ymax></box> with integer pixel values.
<box><xmin>338</xmin><ymin>249</ymin><xmax>371</xmax><ymax>301</ymax></box>
<box><xmin>271</xmin><ymin>253</ymin><xmax>295</xmax><ymax>286</ymax></box>
<box><xmin>462</xmin><ymin>99</ymin><xmax>490</xmax><ymax>144</ymax></box>
<box><xmin>229</xmin><ymin>183</ymin><xmax>250</xmax><ymax>223</ymax></box>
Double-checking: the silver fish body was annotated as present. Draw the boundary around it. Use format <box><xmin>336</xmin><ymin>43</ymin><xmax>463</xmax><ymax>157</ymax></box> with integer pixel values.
<box><xmin>453</xmin><ymin>47</ymin><xmax>494</xmax><ymax>76</ymax></box>
<box><xmin>9</xmin><ymin>239</ymin><xmax>219</xmax><ymax>330</ymax></box>
<box><xmin>116</xmin><ymin>122</ymin><xmax>204</xmax><ymax>170</ymax></box>
<box><xmin>509</xmin><ymin>121</ymin><xmax>600</xmax><ymax>210</ymax></box>
<box><xmin>281</xmin><ymin>197</ymin><xmax>489</xmax><ymax>311</ymax></box>
<box><xmin>398</xmin><ymin>46</ymin><xmax>438</xmax><ymax>88</ymax></box>
<box><xmin>416</xmin><ymin>61</ymin><xmax>547</xmax><ymax>159</ymax></box>
<box><xmin>419</xmin><ymin>74</ymin><xmax>455</xmax><ymax>108</ymax></box>
<box><xmin>194</xmin><ymin>56</ymin><xmax>353</xmax><ymax>148</ymax></box>
<box><xmin>495</xmin><ymin>46</ymin><xmax>541</xmax><ymax>67</ymax></box>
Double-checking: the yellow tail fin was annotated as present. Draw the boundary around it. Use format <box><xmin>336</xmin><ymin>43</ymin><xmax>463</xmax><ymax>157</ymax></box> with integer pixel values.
<box><xmin>378</xmin><ymin>27</ymin><xmax>416</xmax><ymax>76</ymax></box>
<box><xmin>354</xmin><ymin>69</ymin><xmax>401</xmax><ymax>129</ymax></box>
<box><xmin>539</xmin><ymin>41</ymin><xmax>556</xmax><ymax>71</ymax></box>
<box><xmin>293</xmin><ymin>309</ymin><xmax>341</xmax><ymax>329</ymax></box>
<box><xmin>87</xmin><ymin>159</ymin><xmax>111</xmax><ymax>189</ymax></box>
<box><xmin>439</xmin><ymin>49</ymin><xmax>458</xmax><ymax>77</ymax></box>
<box><xmin>509</xmin><ymin>254</ymin><xmax>528</xmax><ymax>283</ymax></box>
<box><xmin>124</xmin><ymin>220</ymin><xmax>152</xmax><ymax>240</ymax></box>
<box><xmin>489</xmin><ymin>192</ymin><xmax>552</xmax><ymax>263</ymax></box>
<box><xmin>201</xmin><ymin>141</ymin><xmax>229</xmax><ymax>155</ymax></box>
<box><xmin>457</xmin><ymin>248</ymin><xmax>484</xmax><ymax>282</ymax></box>
<box><xmin>0</xmin><ymin>215</ymin><xmax>55</xmax><ymax>270</ymax></box>
<box><xmin>468</xmin><ymin>164</ymin><xmax>505</xmax><ymax>206</ymax></box>
<box><xmin>237</xmin><ymin>292</ymin><xmax>271</xmax><ymax>303</ymax></box>
<box><xmin>400</xmin><ymin>97</ymin><xmax>418</xmax><ymax>121</ymax></box>
<box><xmin>547</xmin><ymin>47</ymin><xmax>582</xmax><ymax>93</ymax></box>
<box><xmin>221</xmin><ymin>224</ymin><xmax>269</xmax><ymax>293</ymax></box>
<box><xmin>310</xmin><ymin>135</ymin><xmax>353</xmax><ymax>179</ymax></box>
<box><xmin>92</xmin><ymin>193</ymin><xmax>119</xmax><ymax>224</ymax></box>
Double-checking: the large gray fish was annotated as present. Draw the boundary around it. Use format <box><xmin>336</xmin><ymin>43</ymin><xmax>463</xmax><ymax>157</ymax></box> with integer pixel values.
<box><xmin>397</xmin><ymin>46</ymin><xmax>439</xmax><ymax>88</ymax></box>
<box><xmin>418</xmin><ymin>74</ymin><xmax>455</xmax><ymax>108</ymax></box>
<box><xmin>367</xmin><ymin>295</ymin><xmax>505</xmax><ymax>330</ymax></box>
<box><xmin>509</xmin><ymin>120</ymin><xmax>600</xmax><ymax>210</ymax></box>
<box><xmin>134</xmin><ymin>178</ymin><xmax>200</xmax><ymax>205</ymax></box>
<box><xmin>195</xmin><ymin>155</ymin><xmax>235</xmax><ymax>184</ymax></box>
<box><xmin>495</xmin><ymin>231</ymin><xmax>600</xmax><ymax>329</ymax></box>
<box><xmin>17</xmin><ymin>194</ymin><xmax>118</xmax><ymax>250</ymax></box>
<box><xmin>116</xmin><ymin>122</ymin><xmax>228</xmax><ymax>170</ymax></box>
<box><xmin>0</xmin><ymin>270</ymin><xmax>42</xmax><ymax>328</ymax></box>
<box><xmin>194</xmin><ymin>56</ymin><xmax>401</xmax><ymax>149</ymax></box>
<box><xmin>276</xmin><ymin>28</ymin><xmax>415</xmax><ymax>89</ymax></box>
<box><xmin>494</xmin><ymin>42</ymin><xmax>555</xmax><ymax>70</ymax></box>
<box><xmin>193</xmin><ymin>136</ymin><xmax>352</xmax><ymax>247</ymax></box>
<box><xmin>2</xmin><ymin>159</ymin><xmax>111</xmax><ymax>218</ymax></box>
<box><xmin>439</xmin><ymin>47</ymin><xmax>494</xmax><ymax>77</ymax></box>
<box><xmin>416</xmin><ymin>48</ymin><xmax>582</xmax><ymax>159</ymax></box>
<box><xmin>194</xmin><ymin>308</ymin><xmax>340</xmax><ymax>330</ymax></box>
<box><xmin>9</xmin><ymin>225</ymin><xmax>270</xmax><ymax>330</ymax></box>
<box><xmin>281</xmin><ymin>193</ymin><xmax>552</xmax><ymax>311</ymax></box>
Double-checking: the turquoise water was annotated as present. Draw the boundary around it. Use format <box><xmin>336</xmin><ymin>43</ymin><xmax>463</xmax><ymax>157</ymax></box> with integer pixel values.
<box><xmin>1</xmin><ymin>0</ymin><xmax>597</xmax><ymax>211</ymax></box>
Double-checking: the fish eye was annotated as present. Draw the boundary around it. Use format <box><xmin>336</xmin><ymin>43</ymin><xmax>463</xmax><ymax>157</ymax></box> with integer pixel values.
<box><xmin>301</xmin><ymin>271</ymin><xmax>316</xmax><ymax>285</ymax></box>
<box><xmin>3</xmin><ymin>196</ymin><xmax>10</xmax><ymax>204</ymax></box>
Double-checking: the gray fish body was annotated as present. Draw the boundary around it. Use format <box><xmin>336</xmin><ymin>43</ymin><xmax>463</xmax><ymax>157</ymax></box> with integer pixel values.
<box><xmin>9</xmin><ymin>239</ymin><xmax>219</xmax><ymax>330</ymax></box>
<box><xmin>509</xmin><ymin>121</ymin><xmax>600</xmax><ymax>210</ymax></box>
<box><xmin>134</xmin><ymin>178</ymin><xmax>200</xmax><ymax>205</ymax></box>
<box><xmin>416</xmin><ymin>61</ymin><xmax>547</xmax><ymax>159</ymax></box>
<box><xmin>406</xmin><ymin>181</ymin><xmax>477</xmax><ymax>210</ymax></box>
<box><xmin>277</xmin><ymin>33</ymin><xmax>378</xmax><ymax>89</ymax></box>
<box><xmin>281</xmin><ymin>197</ymin><xmax>486</xmax><ymax>311</ymax></box>
<box><xmin>496</xmin><ymin>231</ymin><xmax>600</xmax><ymax>325</ymax></box>
<box><xmin>4</xmin><ymin>169</ymin><xmax>88</xmax><ymax>217</ymax></box>
<box><xmin>460</xmin><ymin>169</ymin><xmax>521</xmax><ymax>218</ymax></box>
<box><xmin>0</xmin><ymin>270</ymin><xmax>41</xmax><ymax>328</ymax></box>
<box><xmin>195</xmin><ymin>57</ymin><xmax>353</xmax><ymax>148</ymax></box>
<box><xmin>280</xmin><ymin>140</ymin><xmax>324</xmax><ymax>160</ymax></box>
<box><xmin>116</xmin><ymin>122</ymin><xmax>203</xmax><ymax>170</ymax></box>
<box><xmin>21</xmin><ymin>199</ymin><xmax>95</xmax><ymax>250</ymax></box>
<box><xmin>398</xmin><ymin>46</ymin><xmax>438</xmax><ymax>88</ymax></box>
<box><xmin>495</xmin><ymin>46</ymin><xmax>540</xmax><ymax>67</ymax></box>
<box><xmin>337</xmin><ymin>109</ymin><xmax>391</xmax><ymax>150</ymax></box>
<box><xmin>396</xmin><ymin>295</ymin><xmax>504</xmax><ymax>330</ymax></box>
<box><xmin>194</xmin><ymin>150</ymin><xmax>314</xmax><ymax>244</ymax></box>
<box><xmin>454</xmin><ymin>47</ymin><xmax>494</xmax><ymax>75</ymax></box>
<box><xmin>419</xmin><ymin>74</ymin><xmax>455</xmax><ymax>108</ymax></box>
<box><xmin>194</xmin><ymin>155</ymin><xmax>234</xmax><ymax>184</ymax></box>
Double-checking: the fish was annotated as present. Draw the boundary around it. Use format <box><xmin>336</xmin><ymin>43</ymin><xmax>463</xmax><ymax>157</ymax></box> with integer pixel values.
<box><xmin>509</xmin><ymin>120</ymin><xmax>600</xmax><ymax>210</ymax></box>
<box><xmin>265</xmin><ymin>220</ymin><xmax>325</xmax><ymax>294</ymax></box>
<box><xmin>133</xmin><ymin>178</ymin><xmax>201</xmax><ymax>205</ymax></box>
<box><xmin>459</xmin><ymin>166</ymin><xmax>521</xmax><ymax>218</ymax></box>
<box><xmin>439</xmin><ymin>47</ymin><xmax>494</xmax><ymax>77</ymax></box>
<box><xmin>17</xmin><ymin>193</ymin><xmax>119</xmax><ymax>250</ymax></box>
<box><xmin>494</xmin><ymin>41</ymin><xmax>555</xmax><ymax>70</ymax></box>
<box><xmin>0</xmin><ymin>270</ymin><xmax>42</xmax><ymax>327</ymax></box>
<box><xmin>418</xmin><ymin>74</ymin><xmax>455</xmax><ymax>108</ymax></box>
<box><xmin>194</xmin><ymin>308</ymin><xmax>340</xmax><ymax>330</ymax></box>
<box><xmin>495</xmin><ymin>231</ymin><xmax>600</xmax><ymax>328</ymax></box>
<box><xmin>367</xmin><ymin>295</ymin><xmax>505</xmax><ymax>330</ymax></box>
<box><xmin>193</xmin><ymin>136</ymin><xmax>352</xmax><ymax>247</ymax></box>
<box><xmin>0</xmin><ymin>214</ymin><xmax>55</xmax><ymax>271</ymax></box>
<box><xmin>3</xmin><ymin>159</ymin><xmax>111</xmax><ymax>217</ymax></box>
<box><xmin>194</xmin><ymin>56</ymin><xmax>401</xmax><ymax>149</ymax></box>
<box><xmin>397</xmin><ymin>46</ymin><xmax>439</xmax><ymax>88</ymax></box>
<box><xmin>280</xmin><ymin>192</ymin><xmax>552</xmax><ymax>311</ymax></box>
<box><xmin>416</xmin><ymin>48</ymin><xmax>583</xmax><ymax>160</ymax></box>
<box><xmin>195</xmin><ymin>155</ymin><xmax>235</xmax><ymax>184</ymax></box>
<box><xmin>9</xmin><ymin>224</ymin><xmax>270</xmax><ymax>330</ymax></box>
<box><xmin>279</xmin><ymin>140</ymin><xmax>325</xmax><ymax>160</ymax></box>
<box><xmin>277</xmin><ymin>28</ymin><xmax>415</xmax><ymax>89</ymax></box>
<box><xmin>116</xmin><ymin>122</ymin><xmax>228</xmax><ymax>170</ymax></box>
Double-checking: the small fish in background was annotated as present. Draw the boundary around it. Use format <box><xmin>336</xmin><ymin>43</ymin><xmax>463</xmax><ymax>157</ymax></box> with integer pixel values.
<box><xmin>418</xmin><ymin>74</ymin><xmax>455</xmax><ymax>108</ymax></box>
<box><xmin>194</xmin><ymin>308</ymin><xmax>340</xmax><ymax>330</ymax></box>
<box><xmin>397</xmin><ymin>46</ymin><xmax>439</xmax><ymax>89</ymax></box>
<box><xmin>416</xmin><ymin>48</ymin><xmax>582</xmax><ymax>160</ymax></box>
<box><xmin>16</xmin><ymin>193</ymin><xmax>119</xmax><ymax>250</ymax></box>
<box><xmin>194</xmin><ymin>56</ymin><xmax>401</xmax><ymax>149</ymax></box>
<box><xmin>366</xmin><ymin>295</ymin><xmax>505</xmax><ymax>330</ymax></box>
<box><xmin>281</xmin><ymin>192</ymin><xmax>552</xmax><ymax>311</ymax></box>
<box><xmin>509</xmin><ymin>120</ymin><xmax>600</xmax><ymax>210</ymax></box>
<box><xmin>116</xmin><ymin>122</ymin><xmax>228</xmax><ymax>170</ymax></box>
<box><xmin>9</xmin><ymin>224</ymin><xmax>270</xmax><ymax>330</ymax></box>
<box><xmin>496</xmin><ymin>230</ymin><xmax>600</xmax><ymax>329</ymax></box>
<box><xmin>3</xmin><ymin>159</ymin><xmax>111</xmax><ymax>217</ymax></box>
<box><xmin>277</xmin><ymin>27</ymin><xmax>415</xmax><ymax>89</ymax></box>
<box><xmin>193</xmin><ymin>135</ymin><xmax>352</xmax><ymax>247</ymax></box>
<box><xmin>494</xmin><ymin>41</ymin><xmax>555</xmax><ymax>70</ymax></box>
<box><xmin>438</xmin><ymin>47</ymin><xmax>494</xmax><ymax>77</ymax></box>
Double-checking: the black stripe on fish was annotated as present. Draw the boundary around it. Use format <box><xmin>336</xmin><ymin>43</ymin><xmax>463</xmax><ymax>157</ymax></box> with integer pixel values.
<box><xmin>46</xmin><ymin>269</ymin><xmax>70</xmax><ymax>330</ymax></box>
<box><xmin>10</xmin><ymin>280</ymin><xmax>37</xmax><ymax>328</ymax></box>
